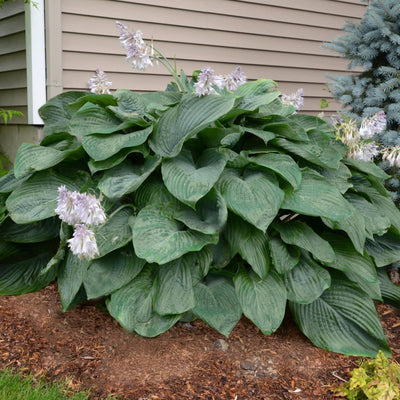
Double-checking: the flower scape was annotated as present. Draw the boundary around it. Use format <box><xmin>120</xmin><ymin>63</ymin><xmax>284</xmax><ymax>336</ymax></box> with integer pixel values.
<box><xmin>0</xmin><ymin>21</ymin><xmax>400</xmax><ymax>358</ymax></box>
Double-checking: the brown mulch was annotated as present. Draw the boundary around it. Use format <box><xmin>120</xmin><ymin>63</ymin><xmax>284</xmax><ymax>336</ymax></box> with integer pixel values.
<box><xmin>0</xmin><ymin>282</ymin><xmax>399</xmax><ymax>399</ymax></box>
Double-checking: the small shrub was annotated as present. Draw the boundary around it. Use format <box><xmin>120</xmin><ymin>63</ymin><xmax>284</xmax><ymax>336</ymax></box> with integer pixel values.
<box><xmin>334</xmin><ymin>351</ymin><xmax>400</xmax><ymax>399</ymax></box>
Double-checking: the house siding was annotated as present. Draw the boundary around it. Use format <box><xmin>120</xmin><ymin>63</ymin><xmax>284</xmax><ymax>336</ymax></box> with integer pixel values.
<box><xmin>60</xmin><ymin>0</ymin><xmax>366</xmax><ymax>114</ymax></box>
<box><xmin>0</xmin><ymin>0</ymin><xmax>28</xmax><ymax>123</ymax></box>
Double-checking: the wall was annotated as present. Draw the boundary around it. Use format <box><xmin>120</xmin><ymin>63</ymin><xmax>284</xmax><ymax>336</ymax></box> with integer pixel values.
<box><xmin>59</xmin><ymin>0</ymin><xmax>366</xmax><ymax>114</ymax></box>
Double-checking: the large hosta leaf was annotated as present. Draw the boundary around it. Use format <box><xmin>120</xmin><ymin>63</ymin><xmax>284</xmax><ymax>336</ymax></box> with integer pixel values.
<box><xmin>70</xmin><ymin>102</ymin><xmax>134</xmax><ymax>136</ymax></box>
<box><xmin>82</xmin><ymin>126</ymin><xmax>152</xmax><ymax>161</ymax></box>
<box><xmin>0</xmin><ymin>252</ymin><xmax>56</xmax><ymax>295</ymax></box>
<box><xmin>153</xmin><ymin>253</ymin><xmax>198</xmax><ymax>315</ymax></box>
<box><xmin>345</xmin><ymin>158</ymin><xmax>390</xmax><ymax>180</ymax></box>
<box><xmin>274</xmin><ymin>220</ymin><xmax>335</xmax><ymax>263</ymax></box>
<box><xmin>0</xmin><ymin>170</ymin><xmax>32</xmax><ymax>194</ymax></box>
<box><xmin>0</xmin><ymin>217</ymin><xmax>60</xmax><ymax>243</ymax></box>
<box><xmin>283</xmin><ymin>252</ymin><xmax>331</xmax><ymax>304</ymax></box>
<box><xmin>6</xmin><ymin>170</ymin><xmax>88</xmax><ymax>224</ymax></box>
<box><xmin>262</xmin><ymin>116</ymin><xmax>308</xmax><ymax>142</ymax></box>
<box><xmin>268</xmin><ymin>236</ymin><xmax>300</xmax><ymax>274</ymax></box>
<box><xmin>131</xmin><ymin>203</ymin><xmax>218</xmax><ymax>264</ymax></box>
<box><xmin>378</xmin><ymin>269</ymin><xmax>400</xmax><ymax>309</ymax></box>
<box><xmin>14</xmin><ymin>136</ymin><xmax>82</xmax><ymax>179</ymax></box>
<box><xmin>93</xmin><ymin>206</ymin><xmax>133</xmax><ymax>257</ymax></box>
<box><xmin>98</xmin><ymin>156</ymin><xmax>161</xmax><ymax>200</ymax></box>
<box><xmin>225</xmin><ymin>213</ymin><xmax>270</xmax><ymax>279</ymax></box>
<box><xmin>290</xmin><ymin>277</ymin><xmax>391</xmax><ymax>357</ymax></box>
<box><xmin>39</xmin><ymin>91</ymin><xmax>87</xmax><ymax>135</ymax></box>
<box><xmin>365</xmin><ymin>229</ymin><xmax>400</xmax><ymax>267</ymax></box>
<box><xmin>282</xmin><ymin>168</ymin><xmax>352</xmax><ymax>221</ymax></box>
<box><xmin>83</xmin><ymin>245</ymin><xmax>146</xmax><ymax>299</ymax></box>
<box><xmin>149</xmin><ymin>93</ymin><xmax>234</xmax><ymax>157</ymax></box>
<box><xmin>315</xmin><ymin>162</ymin><xmax>353</xmax><ymax>194</ymax></box>
<box><xmin>162</xmin><ymin>148</ymin><xmax>226</xmax><ymax>208</ymax></box>
<box><xmin>133</xmin><ymin>175</ymin><xmax>176</xmax><ymax>209</ymax></box>
<box><xmin>217</xmin><ymin>168</ymin><xmax>284</xmax><ymax>232</ymax></box>
<box><xmin>193</xmin><ymin>276</ymin><xmax>242</xmax><ymax>337</ymax></box>
<box><xmin>57</xmin><ymin>252</ymin><xmax>91</xmax><ymax>311</ymax></box>
<box><xmin>107</xmin><ymin>266</ymin><xmax>181</xmax><ymax>337</ymax></box>
<box><xmin>244</xmin><ymin>151</ymin><xmax>302</xmax><ymax>189</ymax></box>
<box><xmin>234</xmin><ymin>269</ymin><xmax>287</xmax><ymax>335</ymax></box>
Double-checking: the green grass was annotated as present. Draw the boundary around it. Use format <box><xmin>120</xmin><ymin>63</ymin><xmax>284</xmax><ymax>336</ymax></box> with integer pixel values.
<box><xmin>0</xmin><ymin>368</ymin><xmax>92</xmax><ymax>400</ymax></box>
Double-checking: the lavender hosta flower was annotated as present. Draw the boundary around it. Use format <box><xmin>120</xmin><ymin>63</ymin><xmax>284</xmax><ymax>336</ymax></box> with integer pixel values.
<box><xmin>115</xmin><ymin>21</ymin><xmax>153</xmax><ymax>71</ymax></box>
<box><xmin>67</xmin><ymin>224</ymin><xmax>99</xmax><ymax>260</ymax></box>
<box><xmin>348</xmin><ymin>141</ymin><xmax>380</xmax><ymax>162</ymax></box>
<box><xmin>55</xmin><ymin>186</ymin><xmax>106</xmax><ymax>227</ymax></box>
<box><xmin>359</xmin><ymin>111</ymin><xmax>387</xmax><ymax>139</ymax></box>
<box><xmin>88</xmin><ymin>68</ymin><xmax>112</xmax><ymax>94</ymax></box>
<box><xmin>382</xmin><ymin>146</ymin><xmax>400</xmax><ymax>168</ymax></box>
<box><xmin>281</xmin><ymin>88</ymin><xmax>304</xmax><ymax>112</ymax></box>
<box><xmin>194</xmin><ymin>66</ymin><xmax>224</xmax><ymax>96</ymax></box>
<box><xmin>223</xmin><ymin>66</ymin><xmax>246</xmax><ymax>91</ymax></box>
<box><xmin>335</xmin><ymin>120</ymin><xmax>360</xmax><ymax>148</ymax></box>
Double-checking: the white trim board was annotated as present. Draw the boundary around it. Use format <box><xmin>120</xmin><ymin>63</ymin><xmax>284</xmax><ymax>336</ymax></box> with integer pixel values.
<box><xmin>25</xmin><ymin>0</ymin><xmax>46</xmax><ymax>125</ymax></box>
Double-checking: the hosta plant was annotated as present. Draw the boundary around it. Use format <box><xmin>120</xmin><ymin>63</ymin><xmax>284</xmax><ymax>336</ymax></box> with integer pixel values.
<box><xmin>1</xmin><ymin>24</ymin><xmax>400</xmax><ymax>357</ymax></box>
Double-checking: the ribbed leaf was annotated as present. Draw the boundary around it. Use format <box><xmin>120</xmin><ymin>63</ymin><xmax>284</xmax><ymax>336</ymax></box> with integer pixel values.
<box><xmin>290</xmin><ymin>278</ymin><xmax>391</xmax><ymax>357</ymax></box>
<box><xmin>234</xmin><ymin>269</ymin><xmax>287</xmax><ymax>335</ymax></box>
<box><xmin>316</xmin><ymin>162</ymin><xmax>353</xmax><ymax>194</ymax></box>
<box><xmin>98</xmin><ymin>156</ymin><xmax>161</xmax><ymax>200</ymax></box>
<box><xmin>283</xmin><ymin>252</ymin><xmax>331</xmax><ymax>304</ymax></box>
<box><xmin>82</xmin><ymin>126</ymin><xmax>152</xmax><ymax>161</ymax></box>
<box><xmin>365</xmin><ymin>230</ymin><xmax>400</xmax><ymax>267</ymax></box>
<box><xmin>153</xmin><ymin>253</ymin><xmax>197</xmax><ymax>315</ymax></box>
<box><xmin>83</xmin><ymin>245</ymin><xmax>146</xmax><ymax>299</ymax></box>
<box><xmin>0</xmin><ymin>217</ymin><xmax>60</xmax><ymax>243</ymax></box>
<box><xmin>149</xmin><ymin>93</ymin><xmax>234</xmax><ymax>157</ymax></box>
<box><xmin>93</xmin><ymin>207</ymin><xmax>133</xmax><ymax>257</ymax></box>
<box><xmin>244</xmin><ymin>152</ymin><xmax>302</xmax><ymax>189</ymax></box>
<box><xmin>225</xmin><ymin>213</ymin><xmax>270</xmax><ymax>279</ymax></box>
<box><xmin>263</xmin><ymin>116</ymin><xmax>308</xmax><ymax>141</ymax></box>
<box><xmin>70</xmin><ymin>102</ymin><xmax>134</xmax><ymax>136</ymax></box>
<box><xmin>282</xmin><ymin>168</ymin><xmax>352</xmax><ymax>221</ymax></box>
<box><xmin>345</xmin><ymin>158</ymin><xmax>390</xmax><ymax>180</ymax></box>
<box><xmin>274</xmin><ymin>220</ymin><xmax>335</xmax><ymax>263</ymax></box>
<box><xmin>269</xmin><ymin>236</ymin><xmax>300</xmax><ymax>274</ymax></box>
<box><xmin>217</xmin><ymin>168</ymin><xmax>284</xmax><ymax>232</ymax></box>
<box><xmin>14</xmin><ymin>138</ymin><xmax>81</xmax><ymax>179</ymax></box>
<box><xmin>0</xmin><ymin>252</ymin><xmax>56</xmax><ymax>295</ymax></box>
<box><xmin>289</xmin><ymin>114</ymin><xmax>334</xmax><ymax>135</ymax></box>
<box><xmin>193</xmin><ymin>276</ymin><xmax>242</xmax><ymax>337</ymax></box>
<box><xmin>39</xmin><ymin>91</ymin><xmax>87</xmax><ymax>135</ymax></box>
<box><xmin>378</xmin><ymin>269</ymin><xmax>400</xmax><ymax>309</ymax></box>
<box><xmin>6</xmin><ymin>170</ymin><xmax>88</xmax><ymax>224</ymax></box>
<box><xmin>107</xmin><ymin>266</ymin><xmax>181</xmax><ymax>337</ymax></box>
<box><xmin>162</xmin><ymin>148</ymin><xmax>226</xmax><ymax>208</ymax></box>
<box><xmin>58</xmin><ymin>252</ymin><xmax>91</xmax><ymax>311</ymax></box>
<box><xmin>0</xmin><ymin>170</ymin><xmax>32</xmax><ymax>194</ymax></box>
<box><xmin>131</xmin><ymin>203</ymin><xmax>218</xmax><ymax>264</ymax></box>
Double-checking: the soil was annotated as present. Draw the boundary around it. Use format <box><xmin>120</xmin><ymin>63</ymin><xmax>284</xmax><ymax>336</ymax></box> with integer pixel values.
<box><xmin>0</xmin><ymin>283</ymin><xmax>400</xmax><ymax>400</ymax></box>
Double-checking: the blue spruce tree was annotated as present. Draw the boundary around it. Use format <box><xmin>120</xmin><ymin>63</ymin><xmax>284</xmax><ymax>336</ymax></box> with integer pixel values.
<box><xmin>325</xmin><ymin>0</ymin><xmax>400</xmax><ymax>206</ymax></box>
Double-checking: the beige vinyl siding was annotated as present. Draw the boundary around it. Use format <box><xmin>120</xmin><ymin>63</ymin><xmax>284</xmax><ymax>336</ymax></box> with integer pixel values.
<box><xmin>0</xmin><ymin>1</ymin><xmax>28</xmax><ymax>124</ymax></box>
<box><xmin>60</xmin><ymin>0</ymin><xmax>365</xmax><ymax>114</ymax></box>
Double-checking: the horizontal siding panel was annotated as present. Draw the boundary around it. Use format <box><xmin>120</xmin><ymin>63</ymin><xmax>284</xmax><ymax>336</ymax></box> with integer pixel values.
<box><xmin>63</xmin><ymin>34</ymin><xmax>349</xmax><ymax>72</ymax></box>
<box><xmin>0</xmin><ymin>88</ymin><xmax>27</xmax><ymax>107</ymax></box>
<box><xmin>63</xmin><ymin>14</ymin><xmax>338</xmax><ymax>57</ymax></box>
<box><xmin>0</xmin><ymin>70</ymin><xmax>27</xmax><ymax>90</ymax></box>
<box><xmin>0</xmin><ymin>32</ymin><xmax>25</xmax><ymax>56</ymax></box>
<box><xmin>0</xmin><ymin>51</ymin><xmax>26</xmax><ymax>72</ymax></box>
<box><xmin>0</xmin><ymin>12</ymin><xmax>25</xmax><ymax>37</ymax></box>
<box><xmin>0</xmin><ymin>0</ymin><xmax>24</xmax><ymax>19</ymax></box>
<box><xmin>63</xmin><ymin>0</ymin><xmax>361</xmax><ymax>30</ymax></box>
<box><xmin>0</xmin><ymin>106</ymin><xmax>28</xmax><ymax>124</ymax></box>
<box><xmin>62</xmin><ymin>1</ymin><xmax>346</xmax><ymax>41</ymax></box>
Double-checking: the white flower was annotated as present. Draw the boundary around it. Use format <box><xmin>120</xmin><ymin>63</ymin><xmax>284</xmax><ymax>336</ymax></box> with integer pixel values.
<box><xmin>348</xmin><ymin>141</ymin><xmax>379</xmax><ymax>162</ymax></box>
<box><xmin>359</xmin><ymin>111</ymin><xmax>386</xmax><ymax>139</ymax></box>
<box><xmin>55</xmin><ymin>186</ymin><xmax>106</xmax><ymax>227</ymax></box>
<box><xmin>88</xmin><ymin>68</ymin><xmax>112</xmax><ymax>94</ymax></box>
<box><xmin>382</xmin><ymin>146</ymin><xmax>400</xmax><ymax>168</ymax></box>
<box><xmin>55</xmin><ymin>186</ymin><xmax>81</xmax><ymax>226</ymax></box>
<box><xmin>281</xmin><ymin>88</ymin><xmax>304</xmax><ymax>112</ymax></box>
<box><xmin>223</xmin><ymin>66</ymin><xmax>246</xmax><ymax>91</ymax></box>
<box><xmin>67</xmin><ymin>224</ymin><xmax>99</xmax><ymax>260</ymax></box>
<box><xmin>116</xmin><ymin>21</ymin><xmax>153</xmax><ymax>71</ymax></box>
<box><xmin>194</xmin><ymin>66</ymin><xmax>224</xmax><ymax>96</ymax></box>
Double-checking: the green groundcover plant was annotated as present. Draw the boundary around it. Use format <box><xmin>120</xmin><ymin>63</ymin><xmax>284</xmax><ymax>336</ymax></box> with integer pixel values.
<box><xmin>1</xmin><ymin>22</ymin><xmax>400</xmax><ymax>358</ymax></box>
